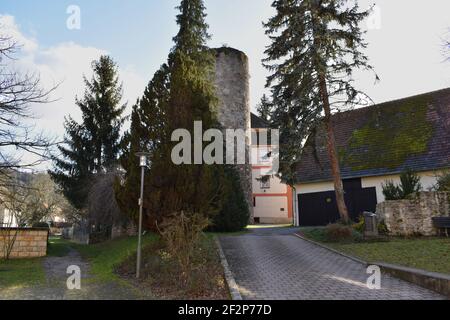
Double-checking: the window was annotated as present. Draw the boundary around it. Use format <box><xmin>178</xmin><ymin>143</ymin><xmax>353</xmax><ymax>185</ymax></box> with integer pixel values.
<box><xmin>259</xmin><ymin>147</ymin><xmax>272</xmax><ymax>164</ymax></box>
<box><xmin>260</xmin><ymin>175</ymin><xmax>271</xmax><ymax>189</ymax></box>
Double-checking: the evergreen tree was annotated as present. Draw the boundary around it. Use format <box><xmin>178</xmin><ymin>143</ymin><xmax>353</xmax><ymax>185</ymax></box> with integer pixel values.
<box><xmin>256</xmin><ymin>94</ymin><xmax>273</xmax><ymax>122</ymax></box>
<box><xmin>142</xmin><ymin>0</ymin><xmax>244</xmax><ymax>230</ymax></box>
<box><xmin>264</xmin><ymin>0</ymin><xmax>377</xmax><ymax>223</ymax></box>
<box><xmin>144</xmin><ymin>0</ymin><xmax>221</xmax><ymax>228</ymax></box>
<box><xmin>173</xmin><ymin>0</ymin><xmax>210</xmax><ymax>55</ymax></box>
<box><xmin>209</xmin><ymin>166</ymin><xmax>250</xmax><ymax>232</ymax></box>
<box><xmin>50</xmin><ymin>55</ymin><xmax>126</xmax><ymax>209</ymax></box>
<box><xmin>115</xmin><ymin>64</ymin><xmax>170</xmax><ymax>221</ymax></box>
<box><xmin>116</xmin><ymin>0</ymin><xmax>249</xmax><ymax>232</ymax></box>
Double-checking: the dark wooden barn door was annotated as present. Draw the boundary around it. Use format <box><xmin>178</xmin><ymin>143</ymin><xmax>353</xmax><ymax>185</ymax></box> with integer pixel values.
<box><xmin>297</xmin><ymin>178</ymin><xmax>377</xmax><ymax>226</ymax></box>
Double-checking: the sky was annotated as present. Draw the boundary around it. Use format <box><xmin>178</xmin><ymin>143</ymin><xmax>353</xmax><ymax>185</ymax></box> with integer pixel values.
<box><xmin>0</xmin><ymin>0</ymin><xmax>449</xmax><ymax>167</ymax></box>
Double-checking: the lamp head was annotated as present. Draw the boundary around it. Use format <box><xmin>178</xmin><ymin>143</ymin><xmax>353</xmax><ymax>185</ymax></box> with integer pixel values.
<box><xmin>135</xmin><ymin>152</ymin><xmax>152</xmax><ymax>168</ymax></box>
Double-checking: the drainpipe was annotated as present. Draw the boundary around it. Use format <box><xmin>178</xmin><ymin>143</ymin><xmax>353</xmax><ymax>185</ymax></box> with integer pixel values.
<box><xmin>292</xmin><ymin>186</ymin><xmax>299</xmax><ymax>227</ymax></box>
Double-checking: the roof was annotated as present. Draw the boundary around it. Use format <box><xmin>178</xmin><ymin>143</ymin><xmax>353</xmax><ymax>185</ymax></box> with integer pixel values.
<box><xmin>294</xmin><ymin>88</ymin><xmax>450</xmax><ymax>184</ymax></box>
<box><xmin>251</xmin><ymin>113</ymin><xmax>269</xmax><ymax>129</ymax></box>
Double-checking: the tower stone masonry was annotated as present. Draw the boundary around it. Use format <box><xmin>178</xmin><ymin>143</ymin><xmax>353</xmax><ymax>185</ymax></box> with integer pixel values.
<box><xmin>213</xmin><ymin>47</ymin><xmax>253</xmax><ymax>223</ymax></box>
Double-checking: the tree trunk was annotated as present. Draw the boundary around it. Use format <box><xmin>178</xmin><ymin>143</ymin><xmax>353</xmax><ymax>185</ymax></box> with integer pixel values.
<box><xmin>318</xmin><ymin>75</ymin><xmax>350</xmax><ymax>224</ymax></box>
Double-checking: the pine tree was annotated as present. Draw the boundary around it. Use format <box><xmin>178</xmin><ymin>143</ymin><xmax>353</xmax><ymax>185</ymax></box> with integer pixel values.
<box><xmin>264</xmin><ymin>0</ymin><xmax>378</xmax><ymax>223</ymax></box>
<box><xmin>49</xmin><ymin>118</ymin><xmax>95</xmax><ymax>209</ymax></box>
<box><xmin>256</xmin><ymin>94</ymin><xmax>273</xmax><ymax>122</ymax></box>
<box><xmin>79</xmin><ymin>56</ymin><xmax>126</xmax><ymax>171</ymax></box>
<box><xmin>50</xmin><ymin>55</ymin><xmax>126</xmax><ymax>209</ymax></box>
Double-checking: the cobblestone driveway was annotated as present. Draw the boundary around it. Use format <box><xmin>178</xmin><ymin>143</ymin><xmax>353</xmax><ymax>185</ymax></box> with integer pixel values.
<box><xmin>219</xmin><ymin>227</ymin><xmax>445</xmax><ymax>300</ymax></box>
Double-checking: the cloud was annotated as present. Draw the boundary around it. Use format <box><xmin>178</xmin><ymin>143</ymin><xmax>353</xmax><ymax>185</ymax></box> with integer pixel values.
<box><xmin>0</xmin><ymin>14</ymin><xmax>146</xmax><ymax>139</ymax></box>
<box><xmin>0</xmin><ymin>14</ymin><xmax>38</xmax><ymax>53</ymax></box>
<box><xmin>0</xmin><ymin>14</ymin><xmax>147</xmax><ymax>169</ymax></box>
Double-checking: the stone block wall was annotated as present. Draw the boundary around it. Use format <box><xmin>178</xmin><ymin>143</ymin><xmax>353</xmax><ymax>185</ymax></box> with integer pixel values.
<box><xmin>0</xmin><ymin>228</ymin><xmax>48</xmax><ymax>259</ymax></box>
<box><xmin>376</xmin><ymin>192</ymin><xmax>450</xmax><ymax>236</ymax></box>
<box><xmin>213</xmin><ymin>47</ymin><xmax>253</xmax><ymax>223</ymax></box>
<box><xmin>111</xmin><ymin>222</ymin><xmax>137</xmax><ymax>239</ymax></box>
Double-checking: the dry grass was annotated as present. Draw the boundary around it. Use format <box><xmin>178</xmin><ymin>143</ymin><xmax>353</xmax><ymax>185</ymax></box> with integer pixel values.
<box><xmin>116</xmin><ymin>233</ymin><xmax>229</xmax><ymax>300</ymax></box>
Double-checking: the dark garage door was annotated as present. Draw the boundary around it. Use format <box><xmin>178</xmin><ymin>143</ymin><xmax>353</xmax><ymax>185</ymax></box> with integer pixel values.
<box><xmin>297</xmin><ymin>184</ymin><xmax>377</xmax><ymax>226</ymax></box>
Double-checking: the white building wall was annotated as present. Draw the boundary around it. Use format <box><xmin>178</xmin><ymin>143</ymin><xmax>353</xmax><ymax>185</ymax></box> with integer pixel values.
<box><xmin>361</xmin><ymin>170</ymin><xmax>439</xmax><ymax>203</ymax></box>
<box><xmin>252</xmin><ymin>169</ymin><xmax>287</xmax><ymax>194</ymax></box>
<box><xmin>251</xmin><ymin>128</ymin><xmax>292</xmax><ymax>224</ymax></box>
<box><xmin>293</xmin><ymin>170</ymin><xmax>441</xmax><ymax>226</ymax></box>
<box><xmin>296</xmin><ymin>181</ymin><xmax>335</xmax><ymax>194</ymax></box>
<box><xmin>253</xmin><ymin>196</ymin><xmax>290</xmax><ymax>224</ymax></box>
<box><xmin>0</xmin><ymin>208</ymin><xmax>18</xmax><ymax>228</ymax></box>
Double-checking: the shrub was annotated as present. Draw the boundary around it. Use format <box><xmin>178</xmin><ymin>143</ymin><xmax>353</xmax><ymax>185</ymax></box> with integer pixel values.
<box><xmin>382</xmin><ymin>170</ymin><xmax>422</xmax><ymax>200</ymax></box>
<box><xmin>377</xmin><ymin>220</ymin><xmax>389</xmax><ymax>235</ymax></box>
<box><xmin>382</xmin><ymin>180</ymin><xmax>402</xmax><ymax>200</ymax></box>
<box><xmin>434</xmin><ymin>171</ymin><xmax>450</xmax><ymax>192</ymax></box>
<box><xmin>399</xmin><ymin>169</ymin><xmax>422</xmax><ymax>197</ymax></box>
<box><xmin>32</xmin><ymin>222</ymin><xmax>50</xmax><ymax>229</ymax></box>
<box><xmin>352</xmin><ymin>216</ymin><xmax>365</xmax><ymax>233</ymax></box>
<box><xmin>209</xmin><ymin>166</ymin><xmax>249</xmax><ymax>232</ymax></box>
<box><xmin>352</xmin><ymin>217</ymin><xmax>389</xmax><ymax>236</ymax></box>
<box><xmin>158</xmin><ymin>211</ymin><xmax>210</xmax><ymax>279</ymax></box>
<box><xmin>325</xmin><ymin>223</ymin><xmax>362</xmax><ymax>243</ymax></box>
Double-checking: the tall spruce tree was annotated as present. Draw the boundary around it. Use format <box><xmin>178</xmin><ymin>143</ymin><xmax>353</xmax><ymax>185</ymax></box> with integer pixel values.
<box><xmin>143</xmin><ymin>0</ymin><xmax>222</xmax><ymax>228</ymax></box>
<box><xmin>50</xmin><ymin>55</ymin><xmax>126</xmax><ymax>209</ymax></box>
<box><xmin>264</xmin><ymin>0</ymin><xmax>377</xmax><ymax>223</ymax></box>
<box><xmin>115</xmin><ymin>0</ymin><xmax>249</xmax><ymax>232</ymax></box>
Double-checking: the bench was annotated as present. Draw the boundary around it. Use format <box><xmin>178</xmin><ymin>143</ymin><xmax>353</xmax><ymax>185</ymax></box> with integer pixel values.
<box><xmin>432</xmin><ymin>217</ymin><xmax>450</xmax><ymax>237</ymax></box>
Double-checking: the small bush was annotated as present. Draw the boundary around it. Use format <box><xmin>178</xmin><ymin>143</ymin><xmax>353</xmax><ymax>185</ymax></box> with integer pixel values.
<box><xmin>434</xmin><ymin>171</ymin><xmax>450</xmax><ymax>192</ymax></box>
<box><xmin>32</xmin><ymin>222</ymin><xmax>50</xmax><ymax>229</ymax></box>
<box><xmin>325</xmin><ymin>223</ymin><xmax>362</xmax><ymax>243</ymax></box>
<box><xmin>382</xmin><ymin>170</ymin><xmax>422</xmax><ymax>200</ymax></box>
<box><xmin>399</xmin><ymin>170</ymin><xmax>422</xmax><ymax>197</ymax></box>
<box><xmin>382</xmin><ymin>180</ymin><xmax>402</xmax><ymax>200</ymax></box>
<box><xmin>158</xmin><ymin>211</ymin><xmax>210</xmax><ymax>279</ymax></box>
<box><xmin>352</xmin><ymin>216</ymin><xmax>365</xmax><ymax>233</ymax></box>
<box><xmin>210</xmin><ymin>166</ymin><xmax>249</xmax><ymax>232</ymax></box>
<box><xmin>377</xmin><ymin>220</ymin><xmax>389</xmax><ymax>235</ymax></box>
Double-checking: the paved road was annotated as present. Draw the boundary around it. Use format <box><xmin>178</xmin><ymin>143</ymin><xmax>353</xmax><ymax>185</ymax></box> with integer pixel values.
<box><xmin>219</xmin><ymin>227</ymin><xmax>445</xmax><ymax>300</ymax></box>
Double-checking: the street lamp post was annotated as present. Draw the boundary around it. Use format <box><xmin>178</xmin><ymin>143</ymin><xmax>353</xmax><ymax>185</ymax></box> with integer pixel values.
<box><xmin>136</xmin><ymin>152</ymin><xmax>151</xmax><ymax>279</ymax></box>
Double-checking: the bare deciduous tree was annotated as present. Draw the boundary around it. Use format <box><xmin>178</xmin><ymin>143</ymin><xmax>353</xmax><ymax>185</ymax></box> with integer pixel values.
<box><xmin>0</xmin><ymin>180</ymin><xmax>24</xmax><ymax>259</ymax></box>
<box><xmin>0</xmin><ymin>33</ymin><xmax>58</xmax><ymax>188</ymax></box>
<box><xmin>88</xmin><ymin>170</ymin><xmax>125</xmax><ymax>230</ymax></box>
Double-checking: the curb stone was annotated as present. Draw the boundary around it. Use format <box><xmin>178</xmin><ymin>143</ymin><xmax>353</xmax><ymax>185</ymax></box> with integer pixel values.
<box><xmin>293</xmin><ymin>232</ymin><xmax>449</xmax><ymax>298</ymax></box>
<box><xmin>215</xmin><ymin>237</ymin><xmax>243</xmax><ymax>301</ymax></box>
<box><xmin>293</xmin><ymin>233</ymin><xmax>368</xmax><ymax>265</ymax></box>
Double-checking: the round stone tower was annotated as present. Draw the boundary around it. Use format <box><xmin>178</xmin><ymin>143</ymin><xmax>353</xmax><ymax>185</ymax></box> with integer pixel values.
<box><xmin>213</xmin><ymin>47</ymin><xmax>253</xmax><ymax>223</ymax></box>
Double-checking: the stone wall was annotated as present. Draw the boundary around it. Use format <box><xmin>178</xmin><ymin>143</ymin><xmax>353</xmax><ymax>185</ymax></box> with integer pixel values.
<box><xmin>111</xmin><ymin>222</ymin><xmax>137</xmax><ymax>239</ymax></box>
<box><xmin>376</xmin><ymin>192</ymin><xmax>450</xmax><ymax>236</ymax></box>
<box><xmin>213</xmin><ymin>47</ymin><xmax>253</xmax><ymax>222</ymax></box>
<box><xmin>0</xmin><ymin>228</ymin><xmax>48</xmax><ymax>259</ymax></box>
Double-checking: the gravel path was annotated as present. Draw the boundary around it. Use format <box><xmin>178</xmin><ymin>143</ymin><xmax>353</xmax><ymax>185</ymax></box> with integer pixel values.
<box><xmin>0</xmin><ymin>247</ymin><xmax>148</xmax><ymax>300</ymax></box>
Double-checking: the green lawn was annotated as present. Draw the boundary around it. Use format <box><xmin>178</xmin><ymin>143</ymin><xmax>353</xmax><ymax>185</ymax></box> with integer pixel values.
<box><xmin>47</xmin><ymin>237</ymin><xmax>72</xmax><ymax>257</ymax></box>
<box><xmin>0</xmin><ymin>238</ymin><xmax>69</xmax><ymax>288</ymax></box>
<box><xmin>71</xmin><ymin>233</ymin><xmax>159</xmax><ymax>282</ymax></box>
<box><xmin>300</xmin><ymin>228</ymin><xmax>450</xmax><ymax>274</ymax></box>
<box><xmin>0</xmin><ymin>258</ymin><xmax>45</xmax><ymax>288</ymax></box>
<box><xmin>0</xmin><ymin>237</ymin><xmax>66</xmax><ymax>289</ymax></box>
